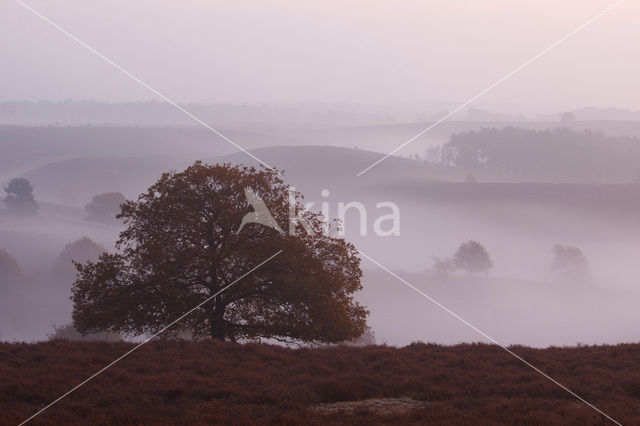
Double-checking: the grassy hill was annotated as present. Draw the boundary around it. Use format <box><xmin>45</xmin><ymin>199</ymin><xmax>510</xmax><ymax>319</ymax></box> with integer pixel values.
<box><xmin>21</xmin><ymin>156</ymin><xmax>192</xmax><ymax>205</ymax></box>
<box><xmin>2</xmin><ymin>340</ymin><xmax>638</xmax><ymax>424</ymax></box>
<box><xmin>0</xmin><ymin>125</ymin><xmax>286</xmax><ymax>185</ymax></box>
<box><xmin>16</xmin><ymin>145</ymin><xmax>452</xmax><ymax>206</ymax></box>
<box><xmin>207</xmin><ymin>145</ymin><xmax>452</xmax><ymax>195</ymax></box>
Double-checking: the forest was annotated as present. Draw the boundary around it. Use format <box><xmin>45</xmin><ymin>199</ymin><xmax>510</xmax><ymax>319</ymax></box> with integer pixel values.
<box><xmin>431</xmin><ymin>127</ymin><xmax>640</xmax><ymax>183</ymax></box>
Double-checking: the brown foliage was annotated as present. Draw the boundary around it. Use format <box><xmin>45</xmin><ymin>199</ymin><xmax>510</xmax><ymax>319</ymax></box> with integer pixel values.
<box><xmin>1</xmin><ymin>340</ymin><xmax>639</xmax><ymax>424</ymax></box>
<box><xmin>72</xmin><ymin>162</ymin><xmax>367</xmax><ymax>343</ymax></box>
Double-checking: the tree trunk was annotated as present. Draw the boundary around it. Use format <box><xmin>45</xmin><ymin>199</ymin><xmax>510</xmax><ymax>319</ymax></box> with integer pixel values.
<box><xmin>209</xmin><ymin>296</ymin><xmax>226</xmax><ymax>341</ymax></box>
<box><xmin>209</xmin><ymin>318</ymin><xmax>225</xmax><ymax>340</ymax></box>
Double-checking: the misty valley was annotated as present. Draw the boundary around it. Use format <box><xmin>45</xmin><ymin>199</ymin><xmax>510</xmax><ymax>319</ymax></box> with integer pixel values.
<box><xmin>3</xmin><ymin>96</ymin><xmax>640</xmax><ymax>424</ymax></box>
<box><xmin>2</xmin><ymin>121</ymin><xmax>640</xmax><ymax>349</ymax></box>
<box><xmin>5</xmin><ymin>1</ymin><xmax>640</xmax><ymax>422</ymax></box>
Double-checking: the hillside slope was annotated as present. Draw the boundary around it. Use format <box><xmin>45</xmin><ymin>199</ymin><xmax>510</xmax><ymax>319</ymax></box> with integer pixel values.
<box><xmin>18</xmin><ymin>145</ymin><xmax>452</xmax><ymax>206</ymax></box>
<box><xmin>207</xmin><ymin>145</ymin><xmax>452</xmax><ymax>195</ymax></box>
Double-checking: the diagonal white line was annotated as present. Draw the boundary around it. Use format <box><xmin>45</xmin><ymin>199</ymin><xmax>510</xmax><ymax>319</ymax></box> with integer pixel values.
<box><xmin>357</xmin><ymin>249</ymin><xmax>622</xmax><ymax>425</ymax></box>
<box><xmin>356</xmin><ymin>0</ymin><xmax>626</xmax><ymax>176</ymax></box>
<box><xmin>19</xmin><ymin>250</ymin><xmax>283</xmax><ymax>426</ymax></box>
<box><xmin>14</xmin><ymin>0</ymin><xmax>276</xmax><ymax>172</ymax></box>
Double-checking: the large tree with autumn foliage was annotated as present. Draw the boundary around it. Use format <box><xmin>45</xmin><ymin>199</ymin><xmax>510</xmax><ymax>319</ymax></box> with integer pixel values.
<box><xmin>72</xmin><ymin>162</ymin><xmax>368</xmax><ymax>343</ymax></box>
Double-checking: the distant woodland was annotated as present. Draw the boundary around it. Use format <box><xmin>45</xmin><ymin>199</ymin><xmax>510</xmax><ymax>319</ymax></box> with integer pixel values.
<box><xmin>432</xmin><ymin>127</ymin><xmax>640</xmax><ymax>183</ymax></box>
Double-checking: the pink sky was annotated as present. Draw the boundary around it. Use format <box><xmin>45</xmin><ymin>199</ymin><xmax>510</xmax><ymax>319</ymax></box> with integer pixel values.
<box><xmin>1</xmin><ymin>0</ymin><xmax>637</xmax><ymax>113</ymax></box>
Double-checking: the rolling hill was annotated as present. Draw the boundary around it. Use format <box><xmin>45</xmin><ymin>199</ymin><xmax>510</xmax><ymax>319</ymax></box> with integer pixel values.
<box><xmin>16</xmin><ymin>145</ymin><xmax>451</xmax><ymax>206</ymax></box>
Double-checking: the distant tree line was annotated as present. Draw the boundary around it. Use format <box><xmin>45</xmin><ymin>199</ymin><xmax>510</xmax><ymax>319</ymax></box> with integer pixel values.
<box><xmin>428</xmin><ymin>127</ymin><xmax>640</xmax><ymax>182</ymax></box>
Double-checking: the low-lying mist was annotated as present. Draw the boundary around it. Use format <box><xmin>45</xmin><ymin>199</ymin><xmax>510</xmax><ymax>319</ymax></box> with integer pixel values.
<box><xmin>3</xmin><ymin>165</ymin><xmax>640</xmax><ymax>347</ymax></box>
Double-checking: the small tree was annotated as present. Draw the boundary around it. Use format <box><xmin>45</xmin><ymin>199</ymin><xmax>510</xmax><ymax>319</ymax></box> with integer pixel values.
<box><xmin>432</xmin><ymin>256</ymin><xmax>455</xmax><ymax>279</ymax></box>
<box><xmin>343</xmin><ymin>326</ymin><xmax>376</xmax><ymax>347</ymax></box>
<box><xmin>453</xmin><ymin>241</ymin><xmax>493</xmax><ymax>274</ymax></box>
<box><xmin>72</xmin><ymin>162</ymin><xmax>368</xmax><ymax>344</ymax></box>
<box><xmin>561</xmin><ymin>111</ymin><xmax>576</xmax><ymax>122</ymax></box>
<box><xmin>551</xmin><ymin>245</ymin><xmax>588</xmax><ymax>280</ymax></box>
<box><xmin>3</xmin><ymin>178</ymin><xmax>38</xmax><ymax>215</ymax></box>
<box><xmin>84</xmin><ymin>192</ymin><xmax>126</xmax><ymax>224</ymax></box>
<box><xmin>0</xmin><ymin>249</ymin><xmax>21</xmax><ymax>282</ymax></box>
<box><xmin>48</xmin><ymin>323</ymin><xmax>121</xmax><ymax>342</ymax></box>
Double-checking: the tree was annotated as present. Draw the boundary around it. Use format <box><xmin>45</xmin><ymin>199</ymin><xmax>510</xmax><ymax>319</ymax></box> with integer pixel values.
<box><xmin>453</xmin><ymin>241</ymin><xmax>493</xmax><ymax>274</ymax></box>
<box><xmin>52</xmin><ymin>237</ymin><xmax>106</xmax><ymax>283</ymax></box>
<box><xmin>3</xmin><ymin>178</ymin><xmax>38</xmax><ymax>215</ymax></box>
<box><xmin>561</xmin><ymin>111</ymin><xmax>576</xmax><ymax>122</ymax></box>
<box><xmin>432</xmin><ymin>256</ymin><xmax>455</xmax><ymax>279</ymax></box>
<box><xmin>84</xmin><ymin>192</ymin><xmax>127</xmax><ymax>224</ymax></box>
<box><xmin>48</xmin><ymin>323</ymin><xmax>121</xmax><ymax>342</ymax></box>
<box><xmin>72</xmin><ymin>162</ymin><xmax>368</xmax><ymax>344</ymax></box>
<box><xmin>0</xmin><ymin>249</ymin><xmax>21</xmax><ymax>282</ymax></box>
<box><xmin>343</xmin><ymin>326</ymin><xmax>376</xmax><ymax>347</ymax></box>
<box><xmin>551</xmin><ymin>245</ymin><xmax>588</xmax><ymax>280</ymax></box>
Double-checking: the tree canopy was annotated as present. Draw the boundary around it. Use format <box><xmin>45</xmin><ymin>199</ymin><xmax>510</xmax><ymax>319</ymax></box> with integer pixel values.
<box><xmin>3</xmin><ymin>178</ymin><xmax>38</xmax><ymax>215</ymax></box>
<box><xmin>72</xmin><ymin>162</ymin><xmax>368</xmax><ymax>343</ymax></box>
<box><xmin>452</xmin><ymin>241</ymin><xmax>493</xmax><ymax>274</ymax></box>
<box><xmin>551</xmin><ymin>245</ymin><xmax>588</xmax><ymax>280</ymax></box>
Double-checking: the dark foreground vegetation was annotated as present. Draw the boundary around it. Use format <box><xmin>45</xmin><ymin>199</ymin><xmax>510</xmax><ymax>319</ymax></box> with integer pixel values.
<box><xmin>2</xmin><ymin>340</ymin><xmax>640</xmax><ymax>425</ymax></box>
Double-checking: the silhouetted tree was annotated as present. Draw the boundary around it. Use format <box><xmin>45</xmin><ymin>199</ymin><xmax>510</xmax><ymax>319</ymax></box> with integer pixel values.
<box><xmin>551</xmin><ymin>245</ymin><xmax>588</xmax><ymax>280</ymax></box>
<box><xmin>432</xmin><ymin>256</ymin><xmax>455</xmax><ymax>279</ymax></box>
<box><xmin>53</xmin><ymin>237</ymin><xmax>106</xmax><ymax>283</ymax></box>
<box><xmin>0</xmin><ymin>249</ymin><xmax>21</xmax><ymax>282</ymax></box>
<box><xmin>453</xmin><ymin>241</ymin><xmax>493</xmax><ymax>274</ymax></box>
<box><xmin>343</xmin><ymin>326</ymin><xmax>376</xmax><ymax>347</ymax></box>
<box><xmin>72</xmin><ymin>162</ymin><xmax>368</xmax><ymax>343</ymax></box>
<box><xmin>561</xmin><ymin>111</ymin><xmax>576</xmax><ymax>122</ymax></box>
<box><xmin>3</xmin><ymin>178</ymin><xmax>38</xmax><ymax>215</ymax></box>
<box><xmin>84</xmin><ymin>192</ymin><xmax>126</xmax><ymax>224</ymax></box>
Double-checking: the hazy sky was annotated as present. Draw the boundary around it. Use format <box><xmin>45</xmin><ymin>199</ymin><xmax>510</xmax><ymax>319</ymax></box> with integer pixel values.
<box><xmin>1</xmin><ymin>0</ymin><xmax>638</xmax><ymax>113</ymax></box>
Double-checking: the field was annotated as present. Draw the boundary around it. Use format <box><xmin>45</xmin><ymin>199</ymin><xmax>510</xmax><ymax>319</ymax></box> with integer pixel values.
<box><xmin>2</xmin><ymin>340</ymin><xmax>639</xmax><ymax>425</ymax></box>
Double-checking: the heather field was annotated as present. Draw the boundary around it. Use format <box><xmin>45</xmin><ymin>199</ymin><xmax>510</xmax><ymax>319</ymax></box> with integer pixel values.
<box><xmin>3</xmin><ymin>340</ymin><xmax>639</xmax><ymax>425</ymax></box>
